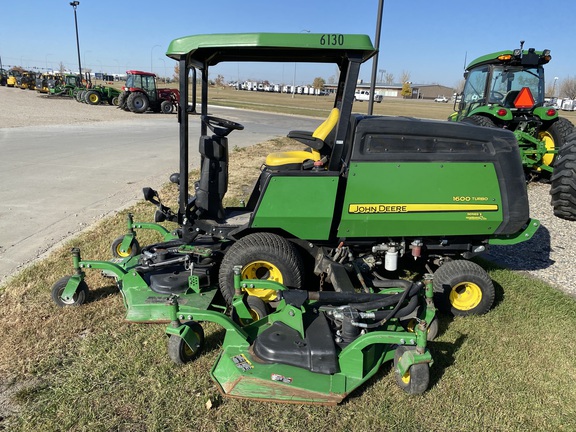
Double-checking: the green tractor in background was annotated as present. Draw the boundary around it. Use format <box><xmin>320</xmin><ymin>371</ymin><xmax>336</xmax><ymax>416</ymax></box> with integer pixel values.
<box><xmin>449</xmin><ymin>42</ymin><xmax>576</xmax><ymax>221</ymax></box>
<box><xmin>48</xmin><ymin>73</ymin><xmax>86</xmax><ymax>97</ymax></box>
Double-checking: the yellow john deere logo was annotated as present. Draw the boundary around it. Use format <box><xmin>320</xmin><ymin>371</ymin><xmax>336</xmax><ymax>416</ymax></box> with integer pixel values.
<box><xmin>348</xmin><ymin>203</ymin><xmax>499</xmax><ymax>214</ymax></box>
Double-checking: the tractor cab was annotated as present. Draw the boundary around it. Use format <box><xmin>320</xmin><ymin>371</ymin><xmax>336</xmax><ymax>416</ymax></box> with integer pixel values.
<box><xmin>124</xmin><ymin>71</ymin><xmax>158</xmax><ymax>103</ymax></box>
<box><xmin>457</xmin><ymin>46</ymin><xmax>549</xmax><ymax>118</ymax></box>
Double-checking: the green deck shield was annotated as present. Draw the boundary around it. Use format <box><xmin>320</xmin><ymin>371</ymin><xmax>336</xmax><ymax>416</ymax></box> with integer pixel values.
<box><xmin>338</xmin><ymin>162</ymin><xmax>503</xmax><ymax>237</ymax></box>
<box><xmin>251</xmin><ymin>176</ymin><xmax>339</xmax><ymax>240</ymax></box>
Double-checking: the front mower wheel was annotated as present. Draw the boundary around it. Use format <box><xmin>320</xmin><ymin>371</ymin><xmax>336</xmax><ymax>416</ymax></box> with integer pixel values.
<box><xmin>394</xmin><ymin>346</ymin><xmax>429</xmax><ymax>395</ymax></box>
<box><xmin>433</xmin><ymin>260</ymin><xmax>495</xmax><ymax>316</ymax></box>
<box><xmin>550</xmin><ymin>132</ymin><xmax>576</xmax><ymax>221</ymax></box>
<box><xmin>218</xmin><ymin>232</ymin><xmax>303</xmax><ymax>306</ymax></box>
<box><xmin>51</xmin><ymin>276</ymin><xmax>88</xmax><ymax>307</ymax></box>
<box><xmin>110</xmin><ymin>236</ymin><xmax>141</xmax><ymax>259</ymax></box>
<box><xmin>167</xmin><ymin>321</ymin><xmax>204</xmax><ymax>365</ymax></box>
<box><xmin>232</xmin><ymin>295</ymin><xmax>269</xmax><ymax>326</ymax></box>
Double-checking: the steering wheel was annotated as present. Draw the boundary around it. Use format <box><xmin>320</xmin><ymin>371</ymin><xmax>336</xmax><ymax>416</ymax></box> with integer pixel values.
<box><xmin>202</xmin><ymin>115</ymin><xmax>244</xmax><ymax>137</ymax></box>
<box><xmin>489</xmin><ymin>91</ymin><xmax>505</xmax><ymax>102</ymax></box>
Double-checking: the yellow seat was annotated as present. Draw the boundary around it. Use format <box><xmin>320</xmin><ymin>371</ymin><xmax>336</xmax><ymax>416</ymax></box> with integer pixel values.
<box><xmin>265</xmin><ymin>108</ymin><xmax>340</xmax><ymax>169</ymax></box>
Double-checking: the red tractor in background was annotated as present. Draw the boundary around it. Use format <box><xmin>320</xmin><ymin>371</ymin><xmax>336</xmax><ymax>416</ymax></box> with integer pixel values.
<box><xmin>118</xmin><ymin>70</ymin><xmax>179</xmax><ymax>114</ymax></box>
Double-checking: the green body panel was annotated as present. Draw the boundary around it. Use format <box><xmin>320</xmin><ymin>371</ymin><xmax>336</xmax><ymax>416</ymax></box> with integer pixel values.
<box><xmin>455</xmin><ymin>105</ymin><xmax>514</xmax><ymax>122</ymax></box>
<box><xmin>252</xmin><ymin>175</ymin><xmax>339</xmax><ymax>240</ymax></box>
<box><xmin>338</xmin><ymin>162</ymin><xmax>503</xmax><ymax>237</ymax></box>
<box><xmin>166</xmin><ymin>33</ymin><xmax>376</xmax><ymax>64</ymax></box>
<box><xmin>533</xmin><ymin>106</ymin><xmax>558</xmax><ymax>121</ymax></box>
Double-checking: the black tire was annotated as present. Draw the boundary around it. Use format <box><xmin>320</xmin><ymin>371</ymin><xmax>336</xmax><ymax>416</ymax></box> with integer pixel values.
<box><xmin>433</xmin><ymin>260</ymin><xmax>495</xmax><ymax>316</ymax></box>
<box><xmin>539</xmin><ymin>117</ymin><xmax>574</xmax><ymax>169</ymax></box>
<box><xmin>550</xmin><ymin>132</ymin><xmax>576</xmax><ymax>221</ymax></box>
<box><xmin>167</xmin><ymin>321</ymin><xmax>204</xmax><ymax>365</ymax></box>
<box><xmin>75</xmin><ymin>90</ymin><xmax>84</xmax><ymax>102</ymax></box>
<box><xmin>232</xmin><ymin>295</ymin><xmax>269</xmax><ymax>326</ymax></box>
<box><xmin>161</xmin><ymin>100</ymin><xmax>174</xmax><ymax>114</ymax></box>
<box><xmin>111</xmin><ymin>96</ymin><xmax>119</xmax><ymax>106</ymax></box>
<box><xmin>127</xmin><ymin>92</ymin><xmax>149</xmax><ymax>113</ymax></box>
<box><xmin>460</xmin><ymin>114</ymin><xmax>497</xmax><ymax>128</ymax></box>
<box><xmin>218</xmin><ymin>232</ymin><xmax>303</xmax><ymax>306</ymax></box>
<box><xmin>110</xmin><ymin>236</ymin><xmax>141</xmax><ymax>259</ymax></box>
<box><xmin>394</xmin><ymin>346</ymin><xmax>430</xmax><ymax>395</ymax></box>
<box><xmin>117</xmin><ymin>92</ymin><xmax>129</xmax><ymax>110</ymax></box>
<box><xmin>51</xmin><ymin>276</ymin><xmax>88</xmax><ymax>307</ymax></box>
<box><xmin>85</xmin><ymin>90</ymin><xmax>101</xmax><ymax>105</ymax></box>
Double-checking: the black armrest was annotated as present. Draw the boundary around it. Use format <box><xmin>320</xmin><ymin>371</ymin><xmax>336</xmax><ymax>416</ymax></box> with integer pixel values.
<box><xmin>287</xmin><ymin>130</ymin><xmax>324</xmax><ymax>150</ymax></box>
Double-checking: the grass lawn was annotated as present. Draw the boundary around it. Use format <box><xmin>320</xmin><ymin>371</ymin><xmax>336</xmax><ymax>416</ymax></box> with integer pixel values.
<box><xmin>1</xmin><ymin>137</ymin><xmax>575</xmax><ymax>432</ymax></box>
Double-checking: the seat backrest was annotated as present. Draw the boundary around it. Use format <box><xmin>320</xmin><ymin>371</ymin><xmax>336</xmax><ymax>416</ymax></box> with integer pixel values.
<box><xmin>503</xmin><ymin>90</ymin><xmax>520</xmax><ymax>108</ymax></box>
<box><xmin>312</xmin><ymin>107</ymin><xmax>340</xmax><ymax>143</ymax></box>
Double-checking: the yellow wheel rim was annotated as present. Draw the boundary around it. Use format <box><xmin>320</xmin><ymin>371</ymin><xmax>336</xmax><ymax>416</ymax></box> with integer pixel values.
<box><xmin>242</xmin><ymin>260</ymin><xmax>282</xmax><ymax>302</ymax></box>
<box><xmin>115</xmin><ymin>243</ymin><xmax>132</xmax><ymax>258</ymax></box>
<box><xmin>539</xmin><ymin>130</ymin><xmax>556</xmax><ymax>168</ymax></box>
<box><xmin>89</xmin><ymin>94</ymin><xmax>98</xmax><ymax>103</ymax></box>
<box><xmin>449</xmin><ymin>281</ymin><xmax>482</xmax><ymax>311</ymax></box>
<box><xmin>238</xmin><ymin>307</ymin><xmax>262</xmax><ymax>326</ymax></box>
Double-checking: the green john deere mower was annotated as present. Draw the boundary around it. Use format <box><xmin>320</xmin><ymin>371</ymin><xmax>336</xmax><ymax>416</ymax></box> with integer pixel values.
<box><xmin>53</xmin><ymin>32</ymin><xmax>539</xmax><ymax>403</ymax></box>
<box><xmin>449</xmin><ymin>41</ymin><xmax>576</xmax><ymax>220</ymax></box>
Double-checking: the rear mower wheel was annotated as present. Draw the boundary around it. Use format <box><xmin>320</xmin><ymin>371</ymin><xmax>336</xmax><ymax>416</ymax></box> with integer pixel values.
<box><xmin>394</xmin><ymin>346</ymin><xmax>430</xmax><ymax>395</ymax></box>
<box><xmin>51</xmin><ymin>276</ymin><xmax>88</xmax><ymax>307</ymax></box>
<box><xmin>433</xmin><ymin>260</ymin><xmax>495</xmax><ymax>316</ymax></box>
<box><xmin>218</xmin><ymin>232</ymin><xmax>303</xmax><ymax>306</ymax></box>
<box><xmin>167</xmin><ymin>321</ymin><xmax>204</xmax><ymax>365</ymax></box>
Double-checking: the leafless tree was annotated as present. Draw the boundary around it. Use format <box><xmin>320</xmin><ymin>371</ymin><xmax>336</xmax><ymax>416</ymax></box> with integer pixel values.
<box><xmin>559</xmin><ymin>77</ymin><xmax>576</xmax><ymax>99</ymax></box>
<box><xmin>384</xmin><ymin>72</ymin><xmax>395</xmax><ymax>85</ymax></box>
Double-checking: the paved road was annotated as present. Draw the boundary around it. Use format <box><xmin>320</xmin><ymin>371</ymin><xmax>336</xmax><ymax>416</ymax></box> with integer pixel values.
<box><xmin>0</xmin><ymin>108</ymin><xmax>320</xmax><ymax>284</ymax></box>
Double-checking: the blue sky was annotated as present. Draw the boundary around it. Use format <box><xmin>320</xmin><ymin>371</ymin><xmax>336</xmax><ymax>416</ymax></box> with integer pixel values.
<box><xmin>1</xmin><ymin>0</ymin><xmax>575</xmax><ymax>89</ymax></box>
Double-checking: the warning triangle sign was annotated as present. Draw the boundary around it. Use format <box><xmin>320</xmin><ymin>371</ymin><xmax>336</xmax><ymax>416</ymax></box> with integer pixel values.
<box><xmin>514</xmin><ymin>87</ymin><xmax>535</xmax><ymax>109</ymax></box>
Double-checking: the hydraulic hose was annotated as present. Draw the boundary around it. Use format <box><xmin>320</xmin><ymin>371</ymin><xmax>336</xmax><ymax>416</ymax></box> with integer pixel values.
<box><xmin>349</xmin><ymin>281</ymin><xmax>421</xmax><ymax>312</ymax></box>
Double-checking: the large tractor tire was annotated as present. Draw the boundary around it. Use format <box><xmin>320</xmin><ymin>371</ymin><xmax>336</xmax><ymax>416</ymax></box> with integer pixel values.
<box><xmin>117</xmin><ymin>92</ymin><xmax>129</xmax><ymax>110</ymax></box>
<box><xmin>539</xmin><ymin>117</ymin><xmax>574</xmax><ymax>168</ymax></box>
<box><xmin>550</xmin><ymin>131</ymin><xmax>576</xmax><ymax>221</ymax></box>
<box><xmin>433</xmin><ymin>259</ymin><xmax>495</xmax><ymax>316</ymax></box>
<box><xmin>127</xmin><ymin>92</ymin><xmax>149</xmax><ymax>113</ymax></box>
<box><xmin>218</xmin><ymin>232</ymin><xmax>304</xmax><ymax>306</ymax></box>
<box><xmin>460</xmin><ymin>114</ymin><xmax>497</xmax><ymax>128</ymax></box>
<box><xmin>85</xmin><ymin>90</ymin><xmax>101</xmax><ymax>105</ymax></box>
<box><xmin>161</xmin><ymin>100</ymin><xmax>174</xmax><ymax>114</ymax></box>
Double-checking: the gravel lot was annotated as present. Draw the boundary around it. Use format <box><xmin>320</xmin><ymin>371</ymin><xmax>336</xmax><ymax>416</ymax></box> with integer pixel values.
<box><xmin>0</xmin><ymin>85</ymin><xmax>574</xmax><ymax>297</ymax></box>
<box><xmin>0</xmin><ymin>85</ymin><xmax>135</xmax><ymax>128</ymax></box>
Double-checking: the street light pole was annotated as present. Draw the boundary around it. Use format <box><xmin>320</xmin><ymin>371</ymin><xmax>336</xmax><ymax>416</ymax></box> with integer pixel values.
<box><xmin>151</xmin><ymin>45</ymin><xmax>161</xmax><ymax>74</ymax></box>
<box><xmin>70</xmin><ymin>1</ymin><xmax>82</xmax><ymax>77</ymax></box>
